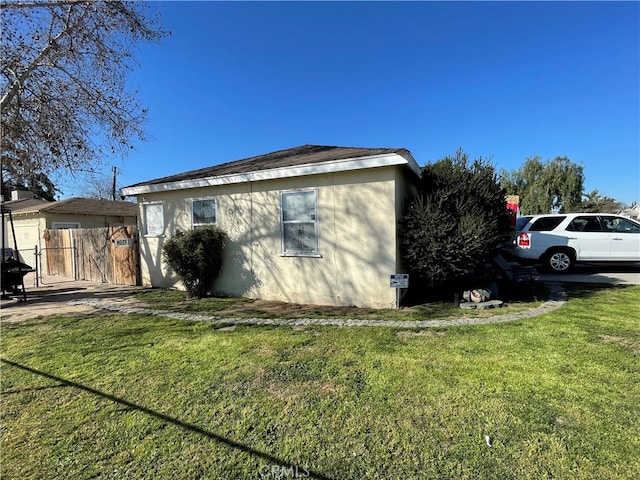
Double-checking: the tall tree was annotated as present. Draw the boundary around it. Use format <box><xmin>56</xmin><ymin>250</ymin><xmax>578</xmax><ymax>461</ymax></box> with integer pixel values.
<box><xmin>400</xmin><ymin>149</ymin><xmax>512</xmax><ymax>288</ymax></box>
<box><xmin>0</xmin><ymin>0</ymin><xmax>167</xmax><ymax>199</ymax></box>
<box><xmin>500</xmin><ymin>156</ymin><xmax>584</xmax><ymax>214</ymax></box>
<box><xmin>580</xmin><ymin>190</ymin><xmax>623</xmax><ymax>213</ymax></box>
<box><xmin>2</xmin><ymin>170</ymin><xmax>56</xmax><ymax>200</ymax></box>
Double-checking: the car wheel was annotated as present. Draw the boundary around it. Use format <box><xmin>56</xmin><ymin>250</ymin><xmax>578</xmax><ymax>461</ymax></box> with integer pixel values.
<box><xmin>544</xmin><ymin>249</ymin><xmax>575</xmax><ymax>273</ymax></box>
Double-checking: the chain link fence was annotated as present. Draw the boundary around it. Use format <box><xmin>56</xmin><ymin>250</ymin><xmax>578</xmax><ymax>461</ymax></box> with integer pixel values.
<box><xmin>10</xmin><ymin>247</ymin><xmax>38</xmax><ymax>288</ymax></box>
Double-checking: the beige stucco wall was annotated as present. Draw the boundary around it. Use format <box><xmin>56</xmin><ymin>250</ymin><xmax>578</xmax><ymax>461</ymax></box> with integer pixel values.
<box><xmin>6</xmin><ymin>216</ymin><xmax>45</xmax><ymax>254</ymax></box>
<box><xmin>136</xmin><ymin>166</ymin><xmax>414</xmax><ymax>308</ymax></box>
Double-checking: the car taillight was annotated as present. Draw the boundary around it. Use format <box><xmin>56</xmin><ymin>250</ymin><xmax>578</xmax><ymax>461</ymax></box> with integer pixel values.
<box><xmin>518</xmin><ymin>232</ymin><xmax>530</xmax><ymax>248</ymax></box>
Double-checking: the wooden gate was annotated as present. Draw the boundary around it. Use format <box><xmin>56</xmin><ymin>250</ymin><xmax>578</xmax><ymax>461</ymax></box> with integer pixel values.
<box><xmin>108</xmin><ymin>226</ymin><xmax>139</xmax><ymax>285</ymax></box>
<box><xmin>43</xmin><ymin>226</ymin><xmax>140</xmax><ymax>286</ymax></box>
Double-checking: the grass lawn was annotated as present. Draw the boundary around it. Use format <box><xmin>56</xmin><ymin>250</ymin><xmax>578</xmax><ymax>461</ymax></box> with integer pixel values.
<box><xmin>1</xmin><ymin>284</ymin><xmax>638</xmax><ymax>479</ymax></box>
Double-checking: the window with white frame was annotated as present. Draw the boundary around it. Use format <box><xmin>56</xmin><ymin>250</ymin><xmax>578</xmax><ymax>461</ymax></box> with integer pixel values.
<box><xmin>191</xmin><ymin>198</ymin><xmax>217</xmax><ymax>228</ymax></box>
<box><xmin>280</xmin><ymin>189</ymin><xmax>319</xmax><ymax>256</ymax></box>
<box><xmin>143</xmin><ymin>203</ymin><xmax>164</xmax><ymax>236</ymax></box>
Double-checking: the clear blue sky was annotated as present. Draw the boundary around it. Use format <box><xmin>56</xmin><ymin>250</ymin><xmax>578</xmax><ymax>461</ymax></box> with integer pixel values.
<box><xmin>70</xmin><ymin>1</ymin><xmax>640</xmax><ymax>205</ymax></box>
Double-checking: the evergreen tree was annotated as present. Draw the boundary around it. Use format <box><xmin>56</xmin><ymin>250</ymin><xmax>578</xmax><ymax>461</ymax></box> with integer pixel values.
<box><xmin>501</xmin><ymin>156</ymin><xmax>584</xmax><ymax>214</ymax></box>
<box><xmin>400</xmin><ymin>149</ymin><xmax>511</xmax><ymax>287</ymax></box>
<box><xmin>580</xmin><ymin>190</ymin><xmax>623</xmax><ymax>213</ymax></box>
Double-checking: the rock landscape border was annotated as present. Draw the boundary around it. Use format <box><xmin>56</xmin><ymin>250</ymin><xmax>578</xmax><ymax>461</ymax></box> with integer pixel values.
<box><xmin>66</xmin><ymin>283</ymin><xmax>568</xmax><ymax>329</ymax></box>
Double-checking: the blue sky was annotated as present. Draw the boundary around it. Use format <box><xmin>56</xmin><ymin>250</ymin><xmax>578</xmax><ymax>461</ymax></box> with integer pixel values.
<box><xmin>68</xmin><ymin>1</ymin><xmax>640</xmax><ymax>205</ymax></box>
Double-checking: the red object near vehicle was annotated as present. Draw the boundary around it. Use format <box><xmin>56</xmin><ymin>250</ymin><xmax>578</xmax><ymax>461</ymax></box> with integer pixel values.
<box><xmin>517</xmin><ymin>232</ymin><xmax>530</xmax><ymax>248</ymax></box>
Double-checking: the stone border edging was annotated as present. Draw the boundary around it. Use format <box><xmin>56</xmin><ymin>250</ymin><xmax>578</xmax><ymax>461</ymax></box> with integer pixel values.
<box><xmin>67</xmin><ymin>283</ymin><xmax>567</xmax><ymax>329</ymax></box>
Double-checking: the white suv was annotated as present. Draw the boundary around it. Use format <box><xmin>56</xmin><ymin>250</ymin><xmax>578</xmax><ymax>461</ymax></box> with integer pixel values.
<box><xmin>511</xmin><ymin>213</ymin><xmax>640</xmax><ymax>273</ymax></box>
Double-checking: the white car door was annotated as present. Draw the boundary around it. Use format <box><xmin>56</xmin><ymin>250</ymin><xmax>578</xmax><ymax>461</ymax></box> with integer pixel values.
<box><xmin>601</xmin><ymin>216</ymin><xmax>640</xmax><ymax>260</ymax></box>
<box><xmin>565</xmin><ymin>216</ymin><xmax>610</xmax><ymax>260</ymax></box>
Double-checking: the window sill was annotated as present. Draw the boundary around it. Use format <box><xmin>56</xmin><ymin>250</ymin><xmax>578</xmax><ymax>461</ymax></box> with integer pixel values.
<box><xmin>279</xmin><ymin>253</ymin><xmax>322</xmax><ymax>258</ymax></box>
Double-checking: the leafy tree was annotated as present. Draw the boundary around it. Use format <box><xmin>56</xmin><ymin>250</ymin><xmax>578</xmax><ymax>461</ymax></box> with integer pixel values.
<box><xmin>1</xmin><ymin>0</ymin><xmax>167</xmax><ymax>198</ymax></box>
<box><xmin>162</xmin><ymin>227</ymin><xmax>227</xmax><ymax>299</ymax></box>
<box><xmin>500</xmin><ymin>156</ymin><xmax>584</xmax><ymax>214</ymax></box>
<box><xmin>400</xmin><ymin>149</ymin><xmax>512</xmax><ymax>288</ymax></box>
<box><xmin>1</xmin><ymin>168</ymin><xmax>56</xmax><ymax>200</ymax></box>
<box><xmin>580</xmin><ymin>190</ymin><xmax>623</xmax><ymax>213</ymax></box>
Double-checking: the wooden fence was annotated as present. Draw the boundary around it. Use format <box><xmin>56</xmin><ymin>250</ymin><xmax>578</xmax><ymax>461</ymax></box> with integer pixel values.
<box><xmin>43</xmin><ymin>226</ymin><xmax>139</xmax><ymax>286</ymax></box>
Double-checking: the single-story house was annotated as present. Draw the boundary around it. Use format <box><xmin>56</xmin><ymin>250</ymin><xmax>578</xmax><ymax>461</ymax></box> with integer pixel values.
<box><xmin>618</xmin><ymin>204</ymin><xmax>639</xmax><ymax>220</ymax></box>
<box><xmin>121</xmin><ymin>145</ymin><xmax>421</xmax><ymax>309</ymax></box>
<box><xmin>2</xmin><ymin>196</ymin><xmax>137</xmax><ymax>255</ymax></box>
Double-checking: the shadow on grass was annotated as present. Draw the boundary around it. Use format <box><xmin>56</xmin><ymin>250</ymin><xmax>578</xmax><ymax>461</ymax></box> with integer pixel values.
<box><xmin>1</xmin><ymin>358</ymin><xmax>335</xmax><ymax>480</ymax></box>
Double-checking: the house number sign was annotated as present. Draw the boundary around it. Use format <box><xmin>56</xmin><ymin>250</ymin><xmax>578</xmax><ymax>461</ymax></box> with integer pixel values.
<box><xmin>114</xmin><ymin>238</ymin><xmax>133</xmax><ymax>247</ymax></box>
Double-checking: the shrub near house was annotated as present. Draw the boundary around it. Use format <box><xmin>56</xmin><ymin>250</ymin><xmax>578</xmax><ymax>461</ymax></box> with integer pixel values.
<box><xmin>401</xmin><ymin>149</ymin><xmax>512</xmax><ymax>289</ymax></box>
<box><xmin>162</xmin><ymin>227</ymin><xmax>227</xmax><ymax>299</ymax></box>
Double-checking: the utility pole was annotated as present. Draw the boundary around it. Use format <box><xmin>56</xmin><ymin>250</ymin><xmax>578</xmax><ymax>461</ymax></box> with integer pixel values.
<box><xmin>111</xmin><ymin>166</ymin><xmax>117</xmax><ymax>201</ymax></box>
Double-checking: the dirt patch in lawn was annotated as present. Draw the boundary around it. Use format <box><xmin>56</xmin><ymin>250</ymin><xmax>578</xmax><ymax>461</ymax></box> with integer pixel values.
<box><xmin>395</xmin><ymin>330</ymin><xmax>447</xmax><ymax>338</ymax></box>
<box><xmin>213</xmin><ymin>299</ymin><xmax>393</xmax><ymax>319</ymax></box>
<box><xmin>597</xmin><ymin>334</ymin><xmax>640</xmax><ymax>355</ymax></box>
<box><xmin>1</xmin><ymin>281</ymin><xmax>549</xmax><ymax>325</ymax></box>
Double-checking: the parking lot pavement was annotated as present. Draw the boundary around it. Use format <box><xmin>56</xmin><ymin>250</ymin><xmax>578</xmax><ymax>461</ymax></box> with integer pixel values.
<box><xmin>538</xmin><ymin>264</ymin><xmax>640</xmax><ymax>285</ymax></box>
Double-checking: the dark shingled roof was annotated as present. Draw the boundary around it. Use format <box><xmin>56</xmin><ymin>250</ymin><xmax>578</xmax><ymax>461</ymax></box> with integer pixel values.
<box><xmin>1</xmin><ymin>198</ymin><xmax>49</xmax><ymax>212</ymax></box>
<box><xmin>126</xmin><ymin>144</ymin><xmax>411</xmax><ymax>188</ymax></box>
<box><xmin>9</xmin><ymin>198</ymin><xmax>137</xmax><ymax>217</ymax></box>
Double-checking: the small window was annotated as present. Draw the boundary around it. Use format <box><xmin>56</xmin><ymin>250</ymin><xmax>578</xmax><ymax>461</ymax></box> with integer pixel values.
<box><xmin>281</xmin><ymin>189</ymin><xmax>319</xmax><ymax>256</ymax></box>
<box><xmin>143</xmin><ymin>203</ymin><xmax>164</xmax><ymax>236</ymax></box>
<box><xmin>191</xmin><ymin>198</ymin><xmax>217</xmax><ymax>228</ymax></box>
<box><xmin>529</xmin><ymin>216</ymin><xmax>565</xmax><ymax>232</ymax></box>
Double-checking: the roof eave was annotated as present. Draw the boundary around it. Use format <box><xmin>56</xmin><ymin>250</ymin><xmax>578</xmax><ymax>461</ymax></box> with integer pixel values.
<box><xmin>122</xmin><ymin>152</ymin><xmax>421</xmax><ymax>196</ymax></box>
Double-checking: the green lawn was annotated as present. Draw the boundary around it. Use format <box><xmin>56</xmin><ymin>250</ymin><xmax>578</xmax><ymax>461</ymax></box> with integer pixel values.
<box><xmin>1</xmin><ymin>284</ymin><xmax>638</xmax><ymax>479</ymax></box>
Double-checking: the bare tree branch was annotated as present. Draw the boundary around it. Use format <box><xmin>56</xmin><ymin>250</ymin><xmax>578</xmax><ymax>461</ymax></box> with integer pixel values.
<box><xmin>1</xmin><ymin>0</ymin><xmax>168</xmax><ymax>199</ymax></box>
<box><xmin>0</xmin><ymin>0</ymin><xmax>91</xmax><ymax>11</ymax></box>
<box><xmin>0</xmin><ymin>3</ymin><xmax>79</xmax><ymax>111</ymax></box>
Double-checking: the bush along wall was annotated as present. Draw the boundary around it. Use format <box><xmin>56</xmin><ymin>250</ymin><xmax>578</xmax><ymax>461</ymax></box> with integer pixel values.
<box><xmin>400</xmin><ymin>149</ymin><xmax>512</xmax><ymax>290</ymax></box>
<box><xmin>162</xmin><ymin>226</ymin><xmax>227</xmax><ymax>299</ymax></box>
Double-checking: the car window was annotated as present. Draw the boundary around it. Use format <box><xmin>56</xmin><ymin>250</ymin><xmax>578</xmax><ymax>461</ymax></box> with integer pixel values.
<box><xmin>567</xmin><ymin>216</ymin><xmax>603</xmax><ymax>232</ymax></box>
<box><xmin>516</xmin><ymin>216</ymin><xmax>533</xmax><ymax>231</ymax></box>
<box><xmin>601</xmin><ymin>216</ymin><xmax>640</xmax><ymax>233</ymax></box>
<box><xmin>528</xmin><ymin>216</ymin><xmax>565</xmax><ymax>232</ymax></box>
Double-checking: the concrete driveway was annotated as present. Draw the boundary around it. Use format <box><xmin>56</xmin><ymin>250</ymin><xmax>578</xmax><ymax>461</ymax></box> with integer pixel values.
<box><xmin>1</xmin><ymin>281</ymin><xmax>144</xmax><ymax>323</ymax></box>
<box><xmin>538</xmin><ymin>263</ymin><xmax>640</xmax><ymax>285</ymax></box>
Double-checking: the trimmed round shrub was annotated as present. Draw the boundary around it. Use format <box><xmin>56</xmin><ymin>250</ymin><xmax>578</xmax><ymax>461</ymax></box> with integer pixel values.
<box><xmin>162</xmin><ymin>226</ymin><xmax>227</xmax><ymax>299</ymax></box>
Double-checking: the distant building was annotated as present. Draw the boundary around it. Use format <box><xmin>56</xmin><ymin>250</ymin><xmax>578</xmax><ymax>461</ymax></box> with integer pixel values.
<box><xmin>618</xmin><ymin>204</ymin><xmax>640</xmax><ymax>220</ymax></box>
<box><xmin>2</xmin><ymin>196</ymin><xmax>137</xmax><ymax>255</ymax></box>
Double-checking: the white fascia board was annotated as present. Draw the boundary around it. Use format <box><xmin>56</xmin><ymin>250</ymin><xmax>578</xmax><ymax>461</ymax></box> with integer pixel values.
<box><xmin>121</xmin><ymin>152</ymin><xmax>422</xmax><ymax>196</ymax></box>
